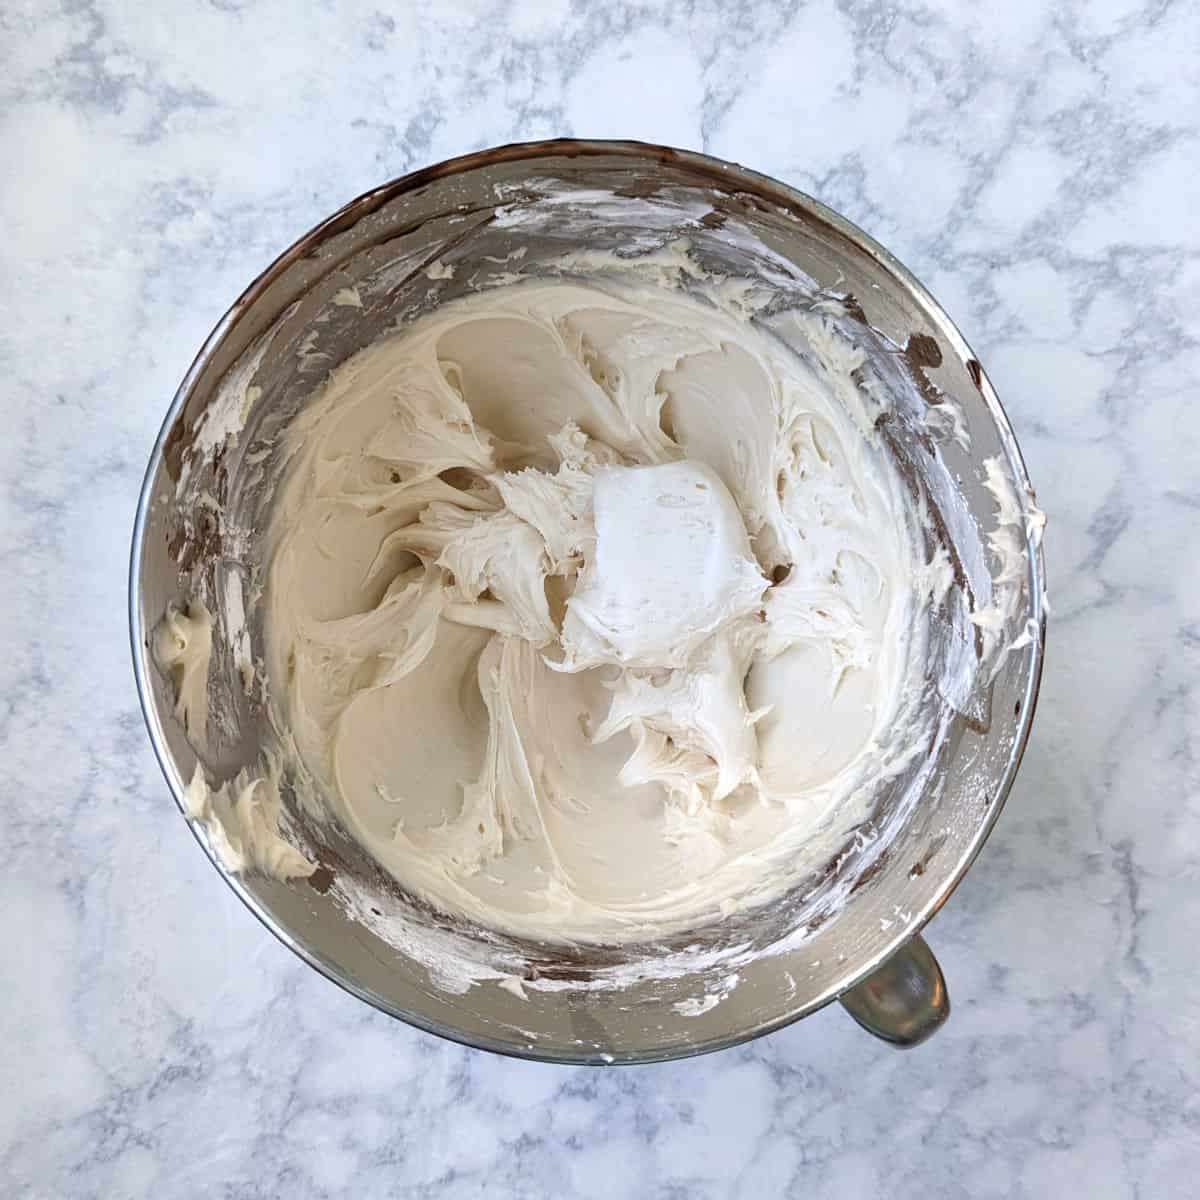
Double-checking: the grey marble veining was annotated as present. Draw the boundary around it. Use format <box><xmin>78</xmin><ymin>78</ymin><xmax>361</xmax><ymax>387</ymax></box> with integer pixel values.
<box><xmin>2</xmin><ymin>0</ymin><xmax>1197</xmax><ymax>1195</ymax></box>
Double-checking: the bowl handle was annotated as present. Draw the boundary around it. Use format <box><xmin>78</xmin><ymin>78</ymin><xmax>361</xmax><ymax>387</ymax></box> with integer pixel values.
<box><xmin>838</xmin><ymin>933</ymin><xmax>949</xmax><ymax>1047</ymax></box>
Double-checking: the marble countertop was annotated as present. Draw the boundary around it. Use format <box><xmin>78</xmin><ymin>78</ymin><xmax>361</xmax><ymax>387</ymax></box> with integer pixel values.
<box><xmin>4</xmin><ymin>1</ymin><xmax>1197</xmax><ymax>1195</ymax></box>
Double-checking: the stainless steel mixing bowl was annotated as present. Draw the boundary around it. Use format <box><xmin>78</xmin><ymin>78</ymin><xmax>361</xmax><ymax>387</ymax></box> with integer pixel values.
<box><xmin>130</xmin><ymin>140</ymin><xmax>1045</xmax><ymax>1062</ymax></box>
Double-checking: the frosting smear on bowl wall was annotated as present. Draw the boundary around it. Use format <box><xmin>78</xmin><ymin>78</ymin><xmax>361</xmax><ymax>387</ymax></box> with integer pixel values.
<box><xmin>259</xmin><ymin>276</ymin><xmax>947</xmax><ymax>943</ymax></box>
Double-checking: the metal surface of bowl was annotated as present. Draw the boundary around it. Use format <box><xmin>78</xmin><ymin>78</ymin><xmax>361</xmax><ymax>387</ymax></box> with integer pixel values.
<box><xmin>130</xmin><ymin>140</ymin><xmax>1045</xmax><ymax>1063</ymax></box>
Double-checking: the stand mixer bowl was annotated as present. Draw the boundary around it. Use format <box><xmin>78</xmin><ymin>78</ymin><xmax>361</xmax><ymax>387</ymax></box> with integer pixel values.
<box><xmin>131</xmin><ymin>140</ymin><xmax>1045</xmax><ymax>1062</ymax></box>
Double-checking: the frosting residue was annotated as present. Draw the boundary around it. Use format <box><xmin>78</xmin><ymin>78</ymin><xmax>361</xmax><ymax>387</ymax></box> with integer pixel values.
<box><xmin>153</xmin><ymin>599</ymin><xmax>213</xmax><ymax>747</ymax></box>
<box><xmin>184</xmin><ymin>757</ymin><xmax>316</xmax><ymax>880</ymax></box>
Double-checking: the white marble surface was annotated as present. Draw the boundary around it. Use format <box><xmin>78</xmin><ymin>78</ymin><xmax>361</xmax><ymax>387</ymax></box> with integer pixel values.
<box><xmin>3</xmin><ymin>0</ymin><xmax>1198</xmax><ymax>1195</ymax></box>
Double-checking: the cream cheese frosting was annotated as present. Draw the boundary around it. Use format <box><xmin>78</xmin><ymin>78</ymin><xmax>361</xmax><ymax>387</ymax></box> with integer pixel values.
<box><xmin>260</xmin><ymin>279</ymin><xmax>937</xmax><ymax>943</ymax></box>
<box><xmin>183</xmin><ymin>757</ymin><xmax>316</xmax><ymax>881</ymax></box>
<box><xmin>153</xmin><ymin>599</ymin><xmax>213</xmax><ymax>747</ymax></box>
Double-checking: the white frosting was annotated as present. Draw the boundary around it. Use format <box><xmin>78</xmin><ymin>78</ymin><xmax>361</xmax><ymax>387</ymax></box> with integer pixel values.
<box><xmin>971</xmin><ymin>455</ymin><xmax>1047</xmax><ymax>667</ymax></box>
<box><xmin>558</xmin><ymin>460</ymin><xmax>768</xmax><ymax>673</ymax></box>
<box><xmin>260</xmin><ymin>279</ymin><xmax>936</xmax><ymax>941</ymax></box>
<box><xmin>153</xmin><ymin>600</ymin><xmax>213</xmax><ymax>746</ymax></box>
<box><xmin>153</xmin><ymin>598</ymin><xmax>315</xmax><ymax>880</ymax></box>
<box><xmin>184</xmin><ymin>758</ymin><xmax>316</xmax><ymax>880</ymax></box>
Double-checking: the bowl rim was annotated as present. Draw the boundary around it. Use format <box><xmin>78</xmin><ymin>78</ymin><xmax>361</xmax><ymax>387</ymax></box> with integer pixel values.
<box><xmin>130</xmin><ymin>137</ymin><xmax>1047</xmax><ymax>1064</ymax></box>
